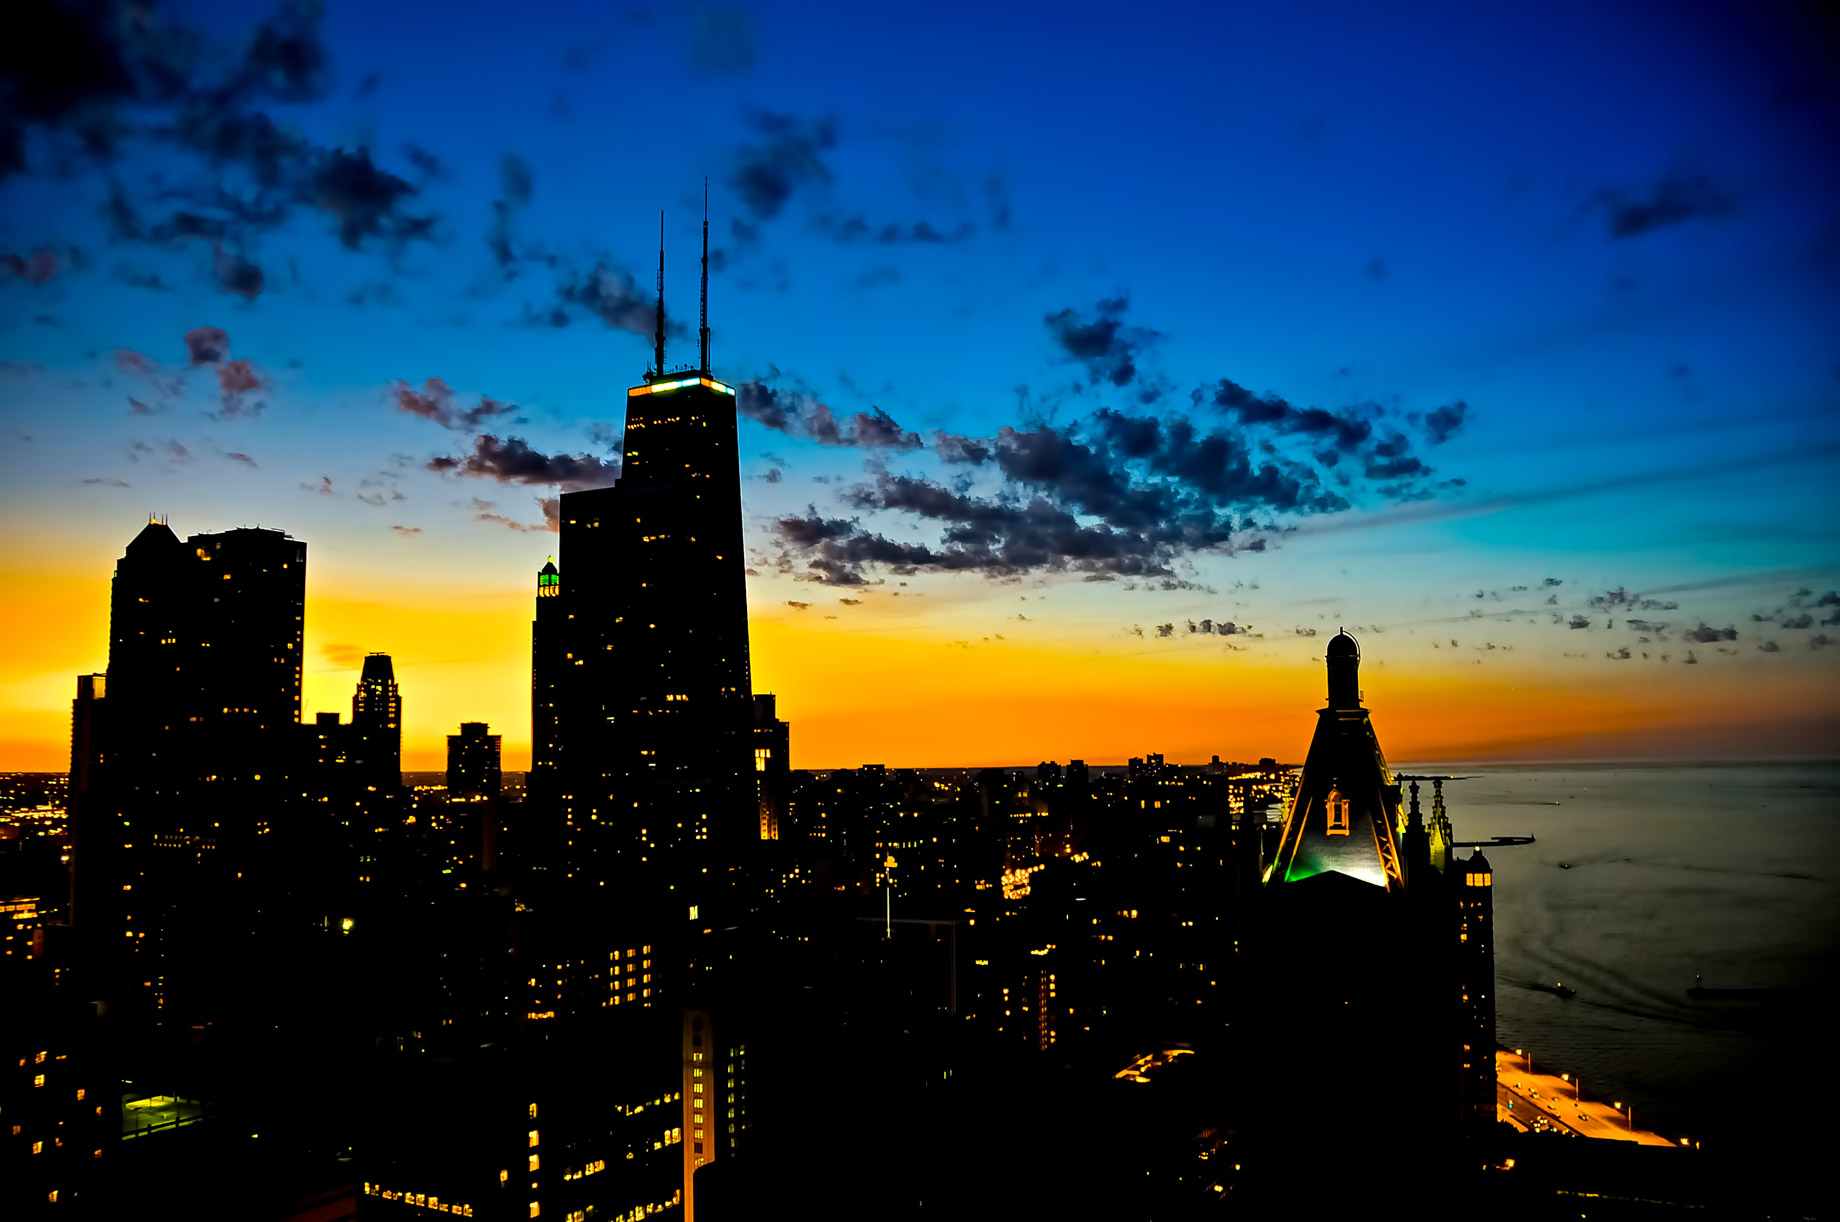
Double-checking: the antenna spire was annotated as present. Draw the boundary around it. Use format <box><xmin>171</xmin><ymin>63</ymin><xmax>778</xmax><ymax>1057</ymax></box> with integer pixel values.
<box><xmin>652</xmin><ymin>211</ymin><xmax>666</xmax><ymax>380</ymax></box>
<box><xmin>699</xmin><ymin>179</ymin><xmax>711</xmax><ymax>374</ymax></box>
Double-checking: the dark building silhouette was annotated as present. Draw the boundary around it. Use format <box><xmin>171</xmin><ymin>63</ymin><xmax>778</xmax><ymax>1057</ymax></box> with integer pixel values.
<box><xmin>1243</xmin><ymin>629</ymin><xmax>1499</xmax><ymax>1201</ymax></box>
<box><xmin>447</xmin><ymin>722</ymin><xmax>502</xmax><ymax>798</ymax></box>
<box><xmin>531</xmin><ymin>217</ymin><xmax>782</xmax><ymax>950</ymax></box>
<box><xmin>352</xmin><ymin>652</ymin><xmax>403</xmax><ymax>787</ymax></box>
<box><xmin>79</xmin><ymin>520</ymin><xmax>307</xmax><ymax>1021</ymax></box>
<box><xmin>528</xmin><ymin>557</ymin><xmax>564</xmax><ymax>809</ymax></box>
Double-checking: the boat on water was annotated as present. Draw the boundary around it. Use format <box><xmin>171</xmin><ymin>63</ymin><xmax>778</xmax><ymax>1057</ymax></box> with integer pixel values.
<box><xmin>1531</xmin><ymin>981</ymin><xmax>1576</xmax><ymax>999</ymax></box>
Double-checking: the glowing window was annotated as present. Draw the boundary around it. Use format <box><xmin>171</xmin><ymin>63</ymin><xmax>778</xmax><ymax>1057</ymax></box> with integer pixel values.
<box><xmin>1325</xmin><ymin>790</ymin><xmax>1350</xmax><ymax>836</ymax></box>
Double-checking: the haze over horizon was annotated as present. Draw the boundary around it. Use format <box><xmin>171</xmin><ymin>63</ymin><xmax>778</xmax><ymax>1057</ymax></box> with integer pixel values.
<box><xmin>4</xmin><ymin>0</ymin><xmax>1838</xmax><ymax>770</ymax></box>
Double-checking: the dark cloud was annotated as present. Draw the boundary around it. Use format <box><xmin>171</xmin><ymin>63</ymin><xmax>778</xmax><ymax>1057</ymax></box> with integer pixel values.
<box><xmin>728</xmin><ymin>111</ymin><xmax>836</xmax><ymax>221</ymax></box>
<box><xmin>401</xmin><ymin>142</ymin><xmax>443</xmax><ymax>182</ymax></box>
<box><xmin>1591</xmin><ymin>167</ymin><xmax>1736</xmax><ymax>239</ymax></box>
<box><xmin>762</xmin><ymin>467</ymin><xmax>782</xmax><ymax>483</ymax></box>
<box><xmin>307</xmin><ymin>475</ymin><xmax>332</xmax><ymax>495</ymax></box>
<box><xmin>1780</xmin><ymin>613</ymin><xmax>1814</xmax><ymax>630</ymax></box>
<box><xmin>212</xmin><ymin>247</ymin><xmax>264</xmax><ymax>299</ymax></box>
<box><xmin>1155</xmin><ymin>623</ymin><xmax>1175</xmax><ymax>638</ymax></box>
<box><xmin>1209</xmin><ymin>378</ymin><xmax>1380</xmax><ymax>455</ymax></box>
<box><xmin>1294</xmin><ymin>626</ymin><xmax>1318</xmax><ymax>637</ymax></box>
<box><xmin>1542</xmin><ymin>577</ymin><xmax>1563</xmax><ymax>587</ymax></box>
<box><xmin>487</xmin><ymin>154</ymin><xmax>535</xmax><ymax>270</ymax></box>
<box><xmin>427</xmin><ymin>434</ymin><xmax>618</xmax><ymax>491</ymax></box>
<box><xmin>82</xmin><ymin>477</ymin><xmax>130</xmax><ymax>487</ymax></box>
<box><xmin>544</xmin><ymin>261</ymin><xmax>658</xmax><ymax>333</ymax></box>
<box><xmin>2</xmin><ymin>249</ymin><xmax>61</xmax><ymax>284</ymax></box>
<box><xmin>735</xmin><ymin>381</ymin><xmax>922</xmax><ymax>449</ymax></box>
<box><xmin>1044</xmin><ymin>297</ymin><xmax>1159</xmax><ymax>388</ymax></box>
<box><xmin>184</xmin><ymin>326</ymin><xmax>230</xmax><ymax>366</ymax></box>
<box><xmin>392</xmin><ymin>378</ymin><xmax>517</xmax><ymax>431</ymax></box>
<box><xmin>817</xmin><ymin>215</ymin><xmax>975</xmax><ymax>246</ymax></box>
<box><xmin>306</xmin><ymin>148</ymin><xmax>432</xmax><ymax>249</ymax></box>
<box><xmin>1758</xmin><ymin>640</ymin><xmax>1782</xmax><ymax>653</ymax></box>
<box><xmin>1568</xmin><ymin>615</ymin><xmax>1591</xmax><ymax>629</ymax></box>
<box><xmin>539</xmin><ymin>497</ymin><xmax>560</xmax><ymax>531</ymax></box>
<box><xmin>1422</xmin><ymin>401</ymin><xmax>1469</xmax><ymax>444</ymax></box>
<box><xmin>223</xmin><ymin>450</ymin><xmax>256</xmax><ymax>467</ymax></box>
<box><xmin>1587</xmin><ymin>587</ymin><xmax>1679</xmax><ymax>613</ymax></box>
<box><xmin>934</xmin><ymin>431</ymin><xmax>991</xmax><ymax>464</ymax></box>
<box><xmin>786</xmin><ymin>600</ymin><xmax>811</xmax><ymax>610</ymax></box>
<box><xmin>6</xmin><ymin>0</ymin><xmax>444</xmax><ymax>294</ymax></box>
<box><xmin>768</xmin><ymin>384</ymin><xmax>1467</xmax><ymax>584</ymax></box>
<box><xmin>1684</xmin><ymin>623</ymin><xmax>1739</xmax><ymax>643</ymax></box>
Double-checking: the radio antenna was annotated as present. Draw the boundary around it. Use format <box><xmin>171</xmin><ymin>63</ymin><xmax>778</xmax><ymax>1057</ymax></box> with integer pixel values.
<box><xmin>699</xmin><ymin>179</ymin><xmax>711</xmax><ymax>374</ymax></box>
<box><xmin>651</xmin><ymin>211</ymin><xmax>666</xmax><ymax>380</ymax></box>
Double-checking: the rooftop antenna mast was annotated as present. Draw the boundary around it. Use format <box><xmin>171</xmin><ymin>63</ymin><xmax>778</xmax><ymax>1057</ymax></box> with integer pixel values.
<box><xmin>699</xmin><ymin>179</ymin><xmax>711</xmax><ymax>374</ymax></box>
<box><xmin>651</xmin><ymin>211</ymin><xmax>666</xmax><ymax>380</ymax></box>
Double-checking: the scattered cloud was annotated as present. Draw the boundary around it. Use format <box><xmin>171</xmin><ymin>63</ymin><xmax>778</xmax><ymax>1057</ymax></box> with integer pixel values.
<box><xmin>427</xmin><ymin>435</ymin><xmax>618</xmax><ymax>490</ymax></box>
<box><xmin>736</xmin><ymin>381</ymin><xmax>922</xmax><ymax>449</ymax></box>
<box><xmin>185</xmin><ymin>327</ymin><xmax>230</xmax><ymax>366</ymax></box>
<box><xmin>393</xmin><ymin>378</ymin><xmax>518</xmax><ymax>431</ymax></box>
<box><xmin>1589</xmin><ymin>166</ymin><xmax>1736</xmax><ymax>239</ymax></box>
<box><xmin>2</xmin><ymin>249</ymin><xmax>62</xmax><ymax>285</ymax></box>
<box><xmin>1044</xmin><ymin>297</ymin><xmax>1159</xmax><ymax>389</ymax></box>
<box><xmin>391</xmin><ymin>524</ymin><xmax>422</xmax><ymax>535</ymax></box>
<box><xmin>728</xmin><ymin>111</ymin><xmax>835</xmax><ymax>221</ymax></box>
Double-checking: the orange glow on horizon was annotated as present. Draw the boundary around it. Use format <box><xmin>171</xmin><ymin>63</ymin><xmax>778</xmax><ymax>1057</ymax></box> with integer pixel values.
<box><xmin>2</xmin><ymin>556</ymin><xmax>1836</xmax><ymax>772</ymax></box>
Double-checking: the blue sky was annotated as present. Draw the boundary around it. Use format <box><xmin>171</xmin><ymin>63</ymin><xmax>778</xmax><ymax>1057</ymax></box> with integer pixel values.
<box><xmin>3</xmin><ymin>0</ymin><xmax>1837</xmax><ymax>766</ymax></box>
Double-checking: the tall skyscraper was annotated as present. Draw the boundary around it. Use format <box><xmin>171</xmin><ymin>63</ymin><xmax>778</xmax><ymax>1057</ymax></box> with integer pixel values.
<box><xmin>351</xmin><ymin>652</ymin><xmax>402</xmax><ymax>788</ymax></box>
<box><xmin>77</xmin><ymin>520</ymin><xmax>308</xmax><ymax>1020</ymax></box>
<box><xmin>535</xmin><ymin>213</ymin><xmax>765</xmax><ymax>920</ymax></box>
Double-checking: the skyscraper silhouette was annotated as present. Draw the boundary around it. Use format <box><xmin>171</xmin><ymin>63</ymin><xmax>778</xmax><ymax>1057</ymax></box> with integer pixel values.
<box><xmin>351</xmin><ymin>652</ymin><xmax>402</xmax><ymax>788</ymax></box>
<box><xmin>535</xmin><ymin>221</ymin><xmax>761</xmax><ymax>920</ymax></box>
<box><xmin>80</xmin><ymin>521</ymin><xmax>307</xmax><ymax>1021</ymax></box>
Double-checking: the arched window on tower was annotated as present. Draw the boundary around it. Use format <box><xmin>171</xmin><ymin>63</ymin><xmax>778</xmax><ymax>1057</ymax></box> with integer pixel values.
<box><xmin>1325</xmin><ymin>789</ymin><xmax>1350</xmax><ymax>836</ymax></box>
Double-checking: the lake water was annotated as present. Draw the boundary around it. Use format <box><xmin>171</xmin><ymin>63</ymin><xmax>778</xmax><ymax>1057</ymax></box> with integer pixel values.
<box><xmin>1411</xmin><ymin>761</ymin><xmax>1839</xmax><ymax>1156</ymax></box>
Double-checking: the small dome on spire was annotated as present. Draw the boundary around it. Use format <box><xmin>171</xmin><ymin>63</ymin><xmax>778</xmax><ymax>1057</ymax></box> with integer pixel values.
<box><xmin>1326</xmin><ymin>630</ymin><xmax>1359</xmax><ymax>659</ymax></box>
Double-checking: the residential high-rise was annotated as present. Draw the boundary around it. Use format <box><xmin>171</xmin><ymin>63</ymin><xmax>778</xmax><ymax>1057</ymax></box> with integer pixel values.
<box><xmin>447</xmin><ymin>722</ymin><xmax>503</xmax><ymax>799</ymax></box>
<box><xmin>77</xmin><ymin>520</ymin><xmax>308</xmax><ymax>1020</ymax></box>
<box><xmin>351</xmin><ymin>652</ymin><xmax>402</xmax><ymax>788</ymax></box>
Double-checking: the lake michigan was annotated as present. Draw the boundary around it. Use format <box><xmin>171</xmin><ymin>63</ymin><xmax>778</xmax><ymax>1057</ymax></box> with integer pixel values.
<box><xmin>1406</xmin><ymin>760</ymin><xmax>1839</xmax><ymax>1161</ymax></box>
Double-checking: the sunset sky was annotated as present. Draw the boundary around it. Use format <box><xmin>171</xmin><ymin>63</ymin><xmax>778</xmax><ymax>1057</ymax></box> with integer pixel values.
<box><xmin>3</xmin><ymin>0</ymin><xmax>1837</xmax><ymax>770</ymax></box>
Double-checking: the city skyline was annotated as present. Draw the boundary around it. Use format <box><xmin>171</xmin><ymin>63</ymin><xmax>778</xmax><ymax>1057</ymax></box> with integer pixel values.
<box><xmin>5</xmin><ymin>0</ymin><xmax>1839</xmax><ymax>772</ymax></box>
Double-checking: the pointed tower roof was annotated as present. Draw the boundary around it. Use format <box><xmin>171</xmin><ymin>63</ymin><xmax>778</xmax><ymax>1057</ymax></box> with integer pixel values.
<box><xmin>1268</xmin><ymin>631</ymin><xmax>1406</xmax><ymax>892</ymax></box>
<box><xmin>124</xmin><ymin>517</ymin><xmax>183</xmax><ymax>559</ymax></box>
